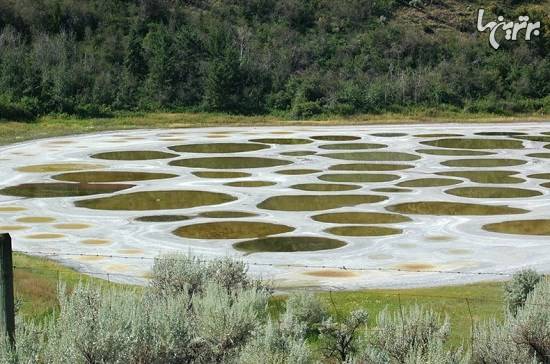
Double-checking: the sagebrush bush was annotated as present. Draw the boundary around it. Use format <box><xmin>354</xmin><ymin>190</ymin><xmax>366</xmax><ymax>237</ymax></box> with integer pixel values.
<box><xmin>358</xmin><ymin>305</ymin><xmax>464</xmax><ymax>363</ymax></box>
<box><xmin>238</xmin><ymin>314</ymin><xmax>312</xmax><ymax>364</ymax></box>
<box><xmin>504</xmin><ymin>269</ymin><xmax>542</xmax><ymax>315</ymax></box>
<box><xmin>191</xmin><ymin>283</ymin><xmax>269</xmax><ymax>362</ymax></box>
<box><xmin>1</xmin><ymin>255</ymin><xmax>548</xmax><ymax>364</ymax></box>
<box><xmin>285</xmin><ymin>292</ymin><xmax>328</xmax><ymax>330</ymax></box>
<box><xmin>0</xmin><ymin>255</ymin><xmax>271</xmax><ymax>363</ymax></box>
<box><xmin>150</xmin><ymin>254</ymin><xmax>254</xmax><ymax>297</ymax></box>
<box><xmin>473</xmin><ymin>277</ymin><xmax>550</xmax><ymax>364</ymax></box>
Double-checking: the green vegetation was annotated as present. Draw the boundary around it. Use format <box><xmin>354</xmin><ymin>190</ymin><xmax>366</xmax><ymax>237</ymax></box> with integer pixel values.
<box><xmin>0</xmin><ymin>1</ymin><xmax>548</xmax><ymax>122</ymax></box>
<box><xmin>12</xmin><ymin>253</ymin><xmax>126</xmax><ymax>321</ymax></box>
<box><xmin>5</xmin><ymin>255</ymin><xmax>549</xmax><ymax>363</ymax></box>
<box><xmin>0</xmin><ymin>112</ymin><xmax>548</xmax><ymax>149</ymax></box>
<box><xmin>13</xmin><ymin>253</ymin><xmax>502</xmax><ymax>345</ymax></box>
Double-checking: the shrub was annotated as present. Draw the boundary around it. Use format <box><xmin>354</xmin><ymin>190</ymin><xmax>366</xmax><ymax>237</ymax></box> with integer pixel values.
<box><xmin>150</xmin><ymin>254</ymin><xmax>254</xmax><ymax>297</ymax></box>
<box><xmin>0</xmin><ymin>95</ymin><xmax>37</xmax><ymax>122</ymax></box>
<box><xmin>510</xmin><ymin>277</ymin><xmax>550</xmax><ymax>363</ymax></box>
<box><xmin>504</xmin><ymin>269</ymin><xmax>542</xmax><ymax>315</ymax></box>
<box><xmin>238</xmin><ymin>315</ymin><xmax>312</xmax><ymax>364</ymax></box>
<box><xmin>191</xmin><ymin>282</ymin><xmax>269</xmax><ymax>362</ymax></box>
<box><xmin>359</xmin><ymin>305</ymin><xmax>463</xmax><ymax>363</ymax></box>
<box><xmin>285</xmin><ymin>292</ymin><xmax>328</xmax><ymax>330</ymax></box>
<box><xmin>38</xmin><ymin>284</ymin><xmax>193</xmax><ymax>363</ymax></box>
<box><xmin>473</xmin><ymin>277</ymin><xmax>550</xmax><ymax>364</ymax></box>
<box><xmin>0</xmin><ymin>256</ymin><xmax>270</xmax><ymax>363</ymax></box>
<box><xmin>291</xmin><ymin>100</ymin><xmax>322</xmax><ymax>119</ymax></box>
<box><xmin>319</xmin><ymin>309</ymin><xmax>369</xmax><ymax>362</ymax></box>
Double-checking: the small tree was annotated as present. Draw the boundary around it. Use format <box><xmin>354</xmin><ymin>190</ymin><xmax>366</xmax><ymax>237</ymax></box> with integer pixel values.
<box><xmin>319</xmin><ymin>309</ymin><xmax>369</xmax><ymax>362</ymax></box>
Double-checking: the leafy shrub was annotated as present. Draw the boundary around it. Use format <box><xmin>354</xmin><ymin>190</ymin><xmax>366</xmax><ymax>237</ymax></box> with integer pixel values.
<box><xmin>359</xmin><ymin>305</ymin><xmax>464</xmax><ymax>363</ymax></box>
<box><xmin>0</xmin><ymin>95</ymin><xmax>37</xmax><ymax>122</ymax></box>
<box><xmin>150</xmin><ymin>254</ymin><xmax>254</xmax><ymax>297</ymax></box>
<box><xmin>473</xmin><ymin>277</ymin><xmax>550</xmax><ymax>364</ymax></box>
<box><xmin>291</xmin><ymin>100</ymin><xmax>322</xmax><ymax>119</ymax></box>
<box><xmin>319</xmin><ymin>309</ymin><xmax>369</xmax><ymax>362</ymax></box>
<box><xmin>285</xmin><ymin>292</ymin><xmax>328</xmax><ymax>330</ymax></box>
<box><xmin>238</xmin><ymin>313</ymin><xmax>312</xmax><ymax>364</ymax></box>
<box><xmin>0</xmin><ymin>256</ymin><xmax>270</xmax><ymax>363</ymax></box>
<box><xmin>504</xmin><ymin>269</ymin><xmax>542</xmax><ymax>315</ymax></box>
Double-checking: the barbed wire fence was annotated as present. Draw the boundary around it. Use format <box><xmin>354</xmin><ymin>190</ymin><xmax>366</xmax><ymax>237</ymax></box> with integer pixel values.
<box><xmin>12</xmin><ymin>249</ymin><xmax>516</xmax><ymax>276</ymax></box>
<box><xmin>6</xmin><ymin>239</ymin><xmax>549</xmax><ymax>349</ymax></box>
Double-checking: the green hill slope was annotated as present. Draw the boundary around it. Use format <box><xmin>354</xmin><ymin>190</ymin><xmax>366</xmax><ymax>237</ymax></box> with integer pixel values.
<box><xmin>0</xmin><ymin>0</ymin><xmax>548</xmax><ymax>120</ymax></box>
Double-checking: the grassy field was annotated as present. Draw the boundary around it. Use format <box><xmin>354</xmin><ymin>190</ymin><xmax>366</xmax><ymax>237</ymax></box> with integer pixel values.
<box><xmin>15</xmin><ymin>252</ymin><xmax>503</xmax><ymax>347</ymax></box>
<box><xmin>317</xmin><ymin>282</ymin><xmax>504</xmax><ymax>347</ymax></box>
<box><xmin>13</xmin><ymin>253</ymin><xmax>129</xmax><ymax>321</ymax></box>
<box><xmin>1</xmin><ymin>110</ymin><xmax>549</xmax><ymax>147</ymax></box>
<box><xmin>268</xmin><ymin>282</ymin><xmax>504</xmax><ymax>348</ymax></box>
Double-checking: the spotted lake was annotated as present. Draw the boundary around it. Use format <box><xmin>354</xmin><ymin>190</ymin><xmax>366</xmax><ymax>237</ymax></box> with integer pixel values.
<box><xmin>1</xmin><ymin>123</ymin><xmax>549</xmax><ymax>289</ymax></box>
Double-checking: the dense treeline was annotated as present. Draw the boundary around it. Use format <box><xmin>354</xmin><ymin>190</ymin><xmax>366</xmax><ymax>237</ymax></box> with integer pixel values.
<box><xmin>0</xmin><ymin>0</ymin><xmax>548</xmax><ymax>120</ymax></box>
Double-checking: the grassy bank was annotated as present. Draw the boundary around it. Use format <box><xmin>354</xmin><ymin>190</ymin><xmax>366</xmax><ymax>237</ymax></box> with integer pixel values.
<box><xmin>317</xmin><ymin>282</ymin><xmax>504</xmax><ymax>347</ymax></box>
<box><xmin>13</xmin><ymin>253</ymin><xmax>128</xmax><ymax>321</ymax></box>
<box><xmin>15</xmin><ymin>252</ymin><xmax>503</xmax><ymax>346</ymax></box>
<box><xmin>2</xmin><ymin>111</ymin><xmax>549</xmax><ymax>147</ymax></box>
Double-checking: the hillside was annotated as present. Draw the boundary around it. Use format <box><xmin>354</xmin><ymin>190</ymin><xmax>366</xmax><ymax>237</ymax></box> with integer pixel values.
<box><xmin>0</xmin><ymin>0</ymin><xmax>548</xmax><ymax>120</ymax></box>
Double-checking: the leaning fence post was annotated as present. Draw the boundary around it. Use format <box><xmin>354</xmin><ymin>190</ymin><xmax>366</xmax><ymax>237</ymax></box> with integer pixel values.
<box><xmin>0</xmin><ymin>233</ymin><xmax>15</xmax><ymax>347</ymax></box>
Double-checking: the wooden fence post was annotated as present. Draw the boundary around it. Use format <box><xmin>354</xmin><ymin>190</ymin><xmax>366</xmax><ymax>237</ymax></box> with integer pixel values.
<box><xmin>0</xmin><ymin>233</ymin><xmax>15</xmax><ymax>347</ymax></box>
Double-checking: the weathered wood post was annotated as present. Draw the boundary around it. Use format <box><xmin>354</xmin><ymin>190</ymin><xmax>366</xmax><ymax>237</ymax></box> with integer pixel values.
<box><xmin>0</xmin><ymin>233</ymin><xmax>15</xmax><ymax>347</ymax></box>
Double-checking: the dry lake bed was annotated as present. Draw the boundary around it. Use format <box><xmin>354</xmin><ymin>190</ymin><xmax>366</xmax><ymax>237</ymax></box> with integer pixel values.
<box><xmin>1</xmin><ymin>123</ymin><xmax>550</xmax><ymax>289</ymax></box>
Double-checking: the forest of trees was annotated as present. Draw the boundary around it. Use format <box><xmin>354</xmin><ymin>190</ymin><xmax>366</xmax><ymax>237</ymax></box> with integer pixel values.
<box><xmin>0</xmin><ymin>0</ymin><xmax>548</xmax><ymax>121</ymax></box>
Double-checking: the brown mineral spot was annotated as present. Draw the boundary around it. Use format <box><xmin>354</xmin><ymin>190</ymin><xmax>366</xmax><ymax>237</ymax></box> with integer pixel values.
<box><xmin>483</xmin><ymin>219</ymin><xmax>550</xmax><ymax>236</ymax></box>
<box><xmin>224</xmin><ymin>181</ymin><xmax>276</xmax><ymax>188</ymax></box>
<box><xmin>54</xmin><ymin>223</ymin><xmax>91</xmax><ymax>230</ymax></box>
<box><xmin>81</xmin><ymin>239</ymin><xmax>111</xmax><ymax>245</ymax></box>
<box><xmin>447</xmin><ymin>249</ymin><xmax>472</xmax><ymax>255</ymax></box>
<box><xmin>47</xmin><ymin>140</ymin><xmax>75</xmax><ymax>145</ymax></box>
<box><xmin>105</xmin><ymin>264</ymin><xmax>130</xmax><ymax>272</ymax></box>
<box><xmin>17</xmin><ymin>217</ymin><xmax>56</xmax><ymax>223</ymax></box>
<box><xmin>425</xmin><ymin>235</ymin><xmax>454</xmax><ymax>242</ymax></box>
<box><xmin>368</xmin><ymin>254</ymin><xmax>393</xmax><ymax>260</ymax></box>
<box><xmin>174</xmin><ymin>221</ymin><xmax>294</xmax><ymax>239</ymax></box>
<box><xmin>304</xmin><ymin>270</ymin><xmax>359</xmax><ymax>278</ymax></box>
<box><xmin>0</xmin><ymin>206</ymin><xmax>26</xmax><ymax>212</ymax></box>
<box><xmin>78</xmin><ymin>256</ymin><xmax>105</xmax><ymax>262</ymax></box>
<box><xmin>17</xmin><ymin>163</ymin><xmax>104</xmax><ymax>173</ymax></box>
<box><xmin>0</xmin><ymin>225</ymin><xmax>29</xmax><ymax>231</ymax></box>
<box><xmin>276</xmin><ymin>169</ymin><xmax>321</xmax><ymax>175</ymax></box>
<box><xmin>117</xmin><ymin>248</ymin><xmax>144</xmax><ymax>255</ymax></box>
<box><xmin>26</xmin><ymin>233</ymin><xmax>65</xmax><ymax>239</ymax></box>
<box><xmin>395</xmin><ymin>263</ymin><xmax>436</xmax><ymax>271</ymax></box>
